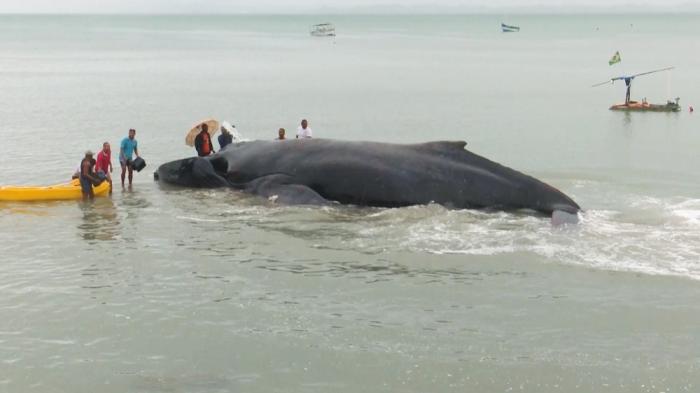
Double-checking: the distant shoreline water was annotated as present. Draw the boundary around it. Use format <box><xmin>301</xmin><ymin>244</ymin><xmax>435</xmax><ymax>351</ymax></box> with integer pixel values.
<box><xmin>1</xmin><ymin>10</ymin><xmax>700</xmax><ymax>15</ymax></box>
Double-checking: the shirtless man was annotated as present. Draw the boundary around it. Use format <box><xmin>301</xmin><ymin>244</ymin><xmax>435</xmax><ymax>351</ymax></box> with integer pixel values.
<box><xmin>80</xmin><ymin>151</ymin><xmax>100</xmax><ymax>200</ymax></box>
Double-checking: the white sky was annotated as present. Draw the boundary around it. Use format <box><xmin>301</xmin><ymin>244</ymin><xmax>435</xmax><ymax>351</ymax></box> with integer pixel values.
<box><xmin>0</xmin><ymin>0</ymin><xmax>696</xmax><ymax>13</ymax></box>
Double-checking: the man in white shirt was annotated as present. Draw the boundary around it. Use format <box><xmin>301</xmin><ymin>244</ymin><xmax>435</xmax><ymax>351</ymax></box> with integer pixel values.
<box><xmin>296</xmin><ymin>119</ymin><xmax>313</xmax><ymax>139</ymax></box>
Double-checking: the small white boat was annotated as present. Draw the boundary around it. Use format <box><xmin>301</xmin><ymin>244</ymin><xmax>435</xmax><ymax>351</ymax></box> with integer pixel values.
<box><xmin>310</xmin><ymin>23</ymin><xmax>336</xmax><ymax>37</ymax></box>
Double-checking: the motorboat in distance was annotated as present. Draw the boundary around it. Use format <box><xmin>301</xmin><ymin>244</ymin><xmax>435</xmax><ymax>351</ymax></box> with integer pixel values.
<box><xmin>310</xmin><ymin>23</ymin><xmax>336</xmax><ymax>37</ymax></box>
<box><xmin>501</xmin><ymin>23</ymin><xmax>520</xmax><ymax>33</ymax></box>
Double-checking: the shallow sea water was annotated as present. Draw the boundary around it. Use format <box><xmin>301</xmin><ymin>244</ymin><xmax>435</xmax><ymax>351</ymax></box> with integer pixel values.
<box><xmin>1</xmin><ymin>14</ymin><xmax>700</xmax><ymax>392</ymax></box>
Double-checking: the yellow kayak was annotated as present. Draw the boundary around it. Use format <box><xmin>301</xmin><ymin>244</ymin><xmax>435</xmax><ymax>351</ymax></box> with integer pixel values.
<box><xmin>0</xmin><ymin>179</ymin><xmax>110</xmax><ymax>201</ymax></box>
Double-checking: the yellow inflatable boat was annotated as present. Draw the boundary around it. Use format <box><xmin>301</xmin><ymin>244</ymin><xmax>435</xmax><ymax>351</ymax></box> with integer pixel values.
<box><xmin>0</xmin><ymin>179</ymin><xmax>110</xmax><ymax>201</ymax></box>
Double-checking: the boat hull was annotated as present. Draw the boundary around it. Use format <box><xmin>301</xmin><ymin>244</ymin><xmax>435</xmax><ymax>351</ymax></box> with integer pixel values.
<box><xmin>501</xmin><ymin>23</ymin><xmax>520</xmax><ymax>32</ymax></box>
<box><xmin>0</xmin><ymin>179</ymin><xmax>110</xmax><ymax>201</ymax></box>
<box><xmin>609</xmin><ymin>101</ymin><xmax>681</xmax><ymax>112</ymax></box>
<box><xmin>310</xmin><ymin>23</ymin><xmax>336</xmax><ymax>37</ymax></box>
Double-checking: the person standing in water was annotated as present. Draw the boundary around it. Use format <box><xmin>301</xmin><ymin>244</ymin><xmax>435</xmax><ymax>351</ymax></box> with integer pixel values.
<box><xmin>80</xmin><ymin>150</ymin><xmax>100</xmax><ymax>200</ymax></box>
<box><xmin>276</xmin><ymin>128</ymin><xmax>286</xmax><ymax>140</ymax></box>
<box><xmin>119</xmin><ymin>128</ymin><xmax>139</xmax><ymax>188</ymax></box>
<box><xmin>296</xmin><ymin>119</ymin><xmax>313</xmax><ymax>139</ymax></box>
<box><xmin>95</xmin><ymin>142</ymin><xmax>113</xmax><ymax>193</ymax></box>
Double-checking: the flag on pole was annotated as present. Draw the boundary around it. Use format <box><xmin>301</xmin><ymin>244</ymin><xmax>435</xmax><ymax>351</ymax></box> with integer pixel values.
<box><xmin>608</xmin><ymin>51</ymin><xmax>621</xmax><ymax>66</ymax></box>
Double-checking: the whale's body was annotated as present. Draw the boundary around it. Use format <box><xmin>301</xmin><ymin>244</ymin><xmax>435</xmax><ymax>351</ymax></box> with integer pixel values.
<box><xmin>156</xmin><ymin>139</ymin><xmax>580</xmax><ymax>218</ymax></box>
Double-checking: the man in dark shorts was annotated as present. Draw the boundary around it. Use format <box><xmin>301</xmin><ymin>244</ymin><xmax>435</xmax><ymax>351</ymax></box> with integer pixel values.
<box><xmin>119</xmin><ymin>128</ymin><xmax>139</xmax><ymax>188</ymax></box>
<box><xmin>80</xmin><ymin>151</ymin><xmax>100</xmax><ymax>200</ymax></box>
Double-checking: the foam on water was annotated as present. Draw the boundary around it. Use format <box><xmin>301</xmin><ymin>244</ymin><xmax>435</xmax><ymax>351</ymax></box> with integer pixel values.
<box><xmin>185</xmin><ymin>186</ymin><xmax>700</xmax><ymax>281</ymax></box>
<box><xmin>358</xmin><ymin>197</ymin><xmax>700</xmax><ymax>280</ymax></box>
<box><xmin>207</xmin><ymin>193</ymin><xmax>699</xmax><ymax>281</ymax></box>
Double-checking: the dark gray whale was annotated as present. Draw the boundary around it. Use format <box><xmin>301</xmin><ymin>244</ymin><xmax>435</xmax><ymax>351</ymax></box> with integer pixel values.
<box><xmin>156</xmin><ymin>139</ymin><xmax>580</xmax><ymax>219</ymax></box>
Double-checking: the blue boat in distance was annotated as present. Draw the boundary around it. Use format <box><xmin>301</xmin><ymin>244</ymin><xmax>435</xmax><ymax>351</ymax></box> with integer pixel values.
<box><xmin>501</xmin><ymin>23</ymin><xmax>520</xmax><ymax>33</ymax></box>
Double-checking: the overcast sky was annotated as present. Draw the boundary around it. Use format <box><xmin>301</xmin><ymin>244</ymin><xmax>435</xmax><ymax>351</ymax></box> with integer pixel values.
<box><xmin>0</xmin><ymin>0</ymin><xmax>696</xmax><ymax>13</ymax></box>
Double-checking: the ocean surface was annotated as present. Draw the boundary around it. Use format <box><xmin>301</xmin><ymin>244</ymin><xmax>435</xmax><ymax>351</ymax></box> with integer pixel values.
<box><xmin>1</xmin><ymin>14</ymin><xmax>700</xmax><ymax>392</ymax></box>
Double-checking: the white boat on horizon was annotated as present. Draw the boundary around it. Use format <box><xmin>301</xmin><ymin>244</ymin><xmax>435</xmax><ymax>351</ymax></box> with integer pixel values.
<box><xmin>310</xmin><ymin>23</ymin><xmax>336</xmax><ymax>37</ymax></box>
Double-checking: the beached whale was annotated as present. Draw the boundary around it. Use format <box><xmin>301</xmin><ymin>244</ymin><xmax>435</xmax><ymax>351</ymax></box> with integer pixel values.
<box><xmin>155</xmin><ymin>139</ymin><xmax>580</xmax><ymax>221</ymax></box>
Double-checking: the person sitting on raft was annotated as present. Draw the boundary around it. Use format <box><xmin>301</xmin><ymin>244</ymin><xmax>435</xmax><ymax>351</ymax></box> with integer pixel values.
<box><xmin>80</xmin><ymin>150</ymin><xmax>101</xmax><ymax>200</ymax></box>
<box><xmin>195</xmin><ymin>123</ymin><xmax>215</xmax><ymax>157</ymax></box>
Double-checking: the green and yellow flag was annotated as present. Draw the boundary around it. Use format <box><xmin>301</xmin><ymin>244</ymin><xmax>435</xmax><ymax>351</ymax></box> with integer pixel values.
<box><xmin>609</xmin><ymin>51</ymin><xmax>621</xmax><ymax>66</ymax></box>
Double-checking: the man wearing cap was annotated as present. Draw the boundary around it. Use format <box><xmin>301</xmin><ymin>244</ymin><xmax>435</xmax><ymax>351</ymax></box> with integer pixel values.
<box><xmin>119</xmin><ymin>128</ymin><xmax>139</xmax><ymax>188</ymax></box>
<box><xmin>80</xmin><ymin>151</ymin><xmax>100</xmax><ymax>200</ymax></box>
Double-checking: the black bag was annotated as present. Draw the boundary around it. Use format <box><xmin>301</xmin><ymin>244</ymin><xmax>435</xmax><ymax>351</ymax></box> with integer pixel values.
<box><xmin>132</xmin><ymin>157</ymin><xmax>147</xmax><ymax>172</ymax></box>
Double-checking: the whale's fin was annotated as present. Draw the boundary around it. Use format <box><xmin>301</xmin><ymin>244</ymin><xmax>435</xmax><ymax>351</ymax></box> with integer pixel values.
<box><xmin>192</xmin><ymin>158</ymin><xmax>230</xmax><ymax>187</ymax></box>
<box><xmin>244</xmin><ymin>174</ymin><xmax>330</xmax><ymax>205</ymax></box>
<box><xmin>155</xmin><ymin>157</ymin><xmax>229</xmax><ymax>188</ymax></box>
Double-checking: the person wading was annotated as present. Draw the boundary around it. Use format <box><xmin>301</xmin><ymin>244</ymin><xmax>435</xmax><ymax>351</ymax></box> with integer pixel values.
<box><xmin>80</xmin><ymin>151</ymin><xmax>101</xmax><ymax>200</ymax></box>
<box><xmin>119</xmin><ymin>128</ymin><xmax>139</xmax><ymax>188</ymax></box>
<box><xmin>95</xmin><ymin>142</ymin><xmax>113</xmax><ymax>193</ymax></box>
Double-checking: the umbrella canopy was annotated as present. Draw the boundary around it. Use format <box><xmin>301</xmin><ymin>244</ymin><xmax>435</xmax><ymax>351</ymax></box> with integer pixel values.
<box><xmin>221</xmin><ymin>120</ymin><xmax>240</xmax><ymax>142</ymax></box>
<box><xmin>186</xmin><ymin>119</ymin><xmax>219</xmax><ymax>147</ymax></box>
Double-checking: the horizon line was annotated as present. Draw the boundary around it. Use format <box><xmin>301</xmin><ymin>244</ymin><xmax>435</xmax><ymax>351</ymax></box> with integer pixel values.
<box><xmin>1</xmin><ymin>9</ymin><xmax>699</xmax><ymax>16</ymax></box>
